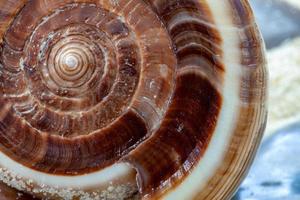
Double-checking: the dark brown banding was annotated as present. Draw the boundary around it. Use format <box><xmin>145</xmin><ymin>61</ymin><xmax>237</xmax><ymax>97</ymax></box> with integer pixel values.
<box><xmin>229</xmin><ymin>0</ymin><xmax>265</xmax><ymax>69</ymax></box>
<box><xmin>0</xmin><ymin>96</ymin><xmax>148</xmax><ymax>174</ymax></box>
<box><xmin>4</xmin><ymin>0</ymin><xmax>95</xmax><ymax>50</ymax></box>
<box><xmin>124</xmin><ymin>71</ymin><xmax>222</xmax><ymax>196</ymax></box>
<box><xmin>0</xmin><ymin>1</ymin><xmax>26</xmax><ymax>40</ymax></box>
<box><xmin>193</xmin><ymin>1</ymin><xmax>267</xmax><ymax>200</ymax></box>
<box><xmin>0</xmin><ymin>44</ymin><xmax>23</xmax><ymax>73</ymax></box>
<box><xmin>33</xmin><ymin>109</ymin><xmax>147</xmax><ymax>174</ymax></box>
<box><xmin>118</xmin><ymin>1</ymin><xmax>224</xmax><ymax>197</ymax></box>
<box><xmin>144</xmin><ymin>0</ymin><xmax>224</xmax><ymax>73</ymax></box>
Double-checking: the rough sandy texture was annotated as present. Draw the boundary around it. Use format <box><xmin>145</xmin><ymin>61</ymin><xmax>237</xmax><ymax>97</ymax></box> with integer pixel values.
<box><xmin>0</xmin><ymin>168</ymin><xmax>137</xmax><ymax>200</ymax></box>
<box><xmin>266</xmin><ymin>37</ymin><xmax>300</xmax><ymax>135</ymax></box>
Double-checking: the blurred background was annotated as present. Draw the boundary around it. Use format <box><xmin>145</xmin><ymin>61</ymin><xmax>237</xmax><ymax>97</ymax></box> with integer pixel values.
<box><xmin>232</xmin><ymin>0</ymin><xmax>300</xmax><ymax>199</ymax></box>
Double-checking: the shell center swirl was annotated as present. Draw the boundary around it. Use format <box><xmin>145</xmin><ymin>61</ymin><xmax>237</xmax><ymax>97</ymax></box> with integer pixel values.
<box><xmin>43</xmin><ymin>32</ymin><xmax>101</xmax><ymax>90</ymax></box>
<box><xmin>64</xmin><ymin>55</ymin><xmax>79</xmax><ymax>69</ymax></box>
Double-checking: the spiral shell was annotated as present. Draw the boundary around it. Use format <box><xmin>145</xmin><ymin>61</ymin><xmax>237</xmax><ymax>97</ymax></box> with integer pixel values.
<box><xmin>0</xmin><ymin>0</ymin><xmax>267</xmax><ymax>199</ymax></box>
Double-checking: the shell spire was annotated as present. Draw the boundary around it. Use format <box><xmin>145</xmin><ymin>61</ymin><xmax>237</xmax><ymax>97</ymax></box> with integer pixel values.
<box><xmin>0</xmin><ymin>0</ymin><xmax>267</xmax><ymax>199</ymax></box>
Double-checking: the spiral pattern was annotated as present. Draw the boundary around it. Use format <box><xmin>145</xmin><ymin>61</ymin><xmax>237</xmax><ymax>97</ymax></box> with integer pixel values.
<box><xmin>0</xmin><ymin>0</ymin><xmax>267</xmax><ymax>199</ymax></box>
<box><xmin>0</xmin><ymin>0</ymin><xmax>187</xmax><ymax>176</ymax></box>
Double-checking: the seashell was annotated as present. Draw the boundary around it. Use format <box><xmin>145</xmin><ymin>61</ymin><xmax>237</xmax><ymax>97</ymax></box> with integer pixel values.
<box><xmin>0</xmin><ymin>0</ymin><xmax>267</xmax><ymax>199</ymax></box>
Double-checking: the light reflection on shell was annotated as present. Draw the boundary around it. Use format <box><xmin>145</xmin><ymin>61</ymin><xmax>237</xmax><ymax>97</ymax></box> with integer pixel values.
<box><xmin>0</xmin><ymin>0</ymin><xmax>267</xmax><ymax>199</ymax></box>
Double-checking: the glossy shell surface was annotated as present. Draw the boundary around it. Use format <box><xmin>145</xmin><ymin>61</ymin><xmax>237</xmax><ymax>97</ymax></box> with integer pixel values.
<box><xmin>0</xmin><ymin>0</ymin><xmax>267</xmax><ymax>199</ymax></box>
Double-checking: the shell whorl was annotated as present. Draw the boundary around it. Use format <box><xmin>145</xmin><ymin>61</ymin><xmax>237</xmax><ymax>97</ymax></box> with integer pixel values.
<box><xmin>0</xmin><ymin>0</ymin><xmax>267</xmax><ymax>199</ymax></box>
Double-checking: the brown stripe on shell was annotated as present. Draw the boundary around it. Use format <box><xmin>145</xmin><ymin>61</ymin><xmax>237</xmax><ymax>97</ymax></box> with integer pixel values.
<box><xmin>0</xmin><ymin>0</ymin><xmax>26</xmax><ymax>44</ymax></box>
<box><xmin>120</xmin><ymin>0</ymin><xmax>225</xmax><ymax>198</ymax></box>
<box><xmin>145</xmin><ymin>0</ymin><xmax>224</xmax><ymax>72</ymax></box>
<box><xmin>4</xmin><ymin>0</ymin><xmax>101</xmax><ymax>50</ymax></box>
<box><xmin>0</xmin><ymin>96</ymin><xmax>147</xmax><ymax>175</ymax></box>
<box><xmin>33</xmin><ymin>109</ymin><xmax>148</xmax><ymax>175</ymax></box>
<box><xmin>191</xmin><ymin>1</ymin><xmax>267</xmax><ymax>200</ymax></box>
<box><xmin>0</xmin><ymin>43</ymin><xmax>23</xmax><ymax>74</ymax></box>
<box><xmin>229</xmin><ymin>0</ymin><xmax>266</xmax><ymax>69</ymax></box>
<box><xmin>105</xmin><ymin>0</ymin><xmax>178</xmax><ymax>131</ymax></box>
<box><xmin>143</xmin><ymin>0</ymin><xmax>224</xmax><ymax>92</ymax></box>
<box><xmin>124</xmin><ymin>71</ymin><xmax>222</xmax><ymax>197</ymax></box>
